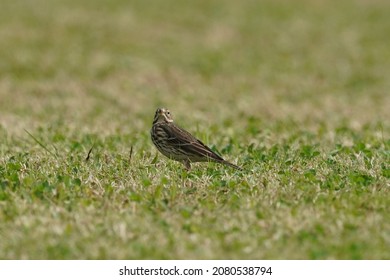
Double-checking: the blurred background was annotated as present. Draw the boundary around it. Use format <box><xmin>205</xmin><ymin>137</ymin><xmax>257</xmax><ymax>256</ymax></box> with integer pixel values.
<box><xmin>1</xmin><ymin>0</ymin><xmax>389</xmax><ymax>138</ymax></box>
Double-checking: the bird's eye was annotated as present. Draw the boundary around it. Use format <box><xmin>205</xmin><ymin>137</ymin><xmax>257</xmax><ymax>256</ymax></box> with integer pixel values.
<box><xmin>167</xmin><ymin>111</ymin><xmax>170</xmax><ymax>115</ymax></box>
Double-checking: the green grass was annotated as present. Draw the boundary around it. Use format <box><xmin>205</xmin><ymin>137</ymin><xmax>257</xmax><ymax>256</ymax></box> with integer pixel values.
<box><xmin>0</xmin><ymin>0</ymin><xmax>389</xmax><ymax>259</ymax></box>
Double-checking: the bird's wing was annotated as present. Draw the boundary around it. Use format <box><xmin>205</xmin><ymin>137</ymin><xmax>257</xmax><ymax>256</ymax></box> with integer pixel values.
<box><xmin>162</xmin><ymin>124</ymin><xmax>225</xmax><ymax>161</ymax></box>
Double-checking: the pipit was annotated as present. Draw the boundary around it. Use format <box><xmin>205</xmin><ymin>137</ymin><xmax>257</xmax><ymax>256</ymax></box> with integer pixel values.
<box><xmin>151</xmin><ymin>108</ymin><xmax>242</xmax><ymax>171</ymax></box>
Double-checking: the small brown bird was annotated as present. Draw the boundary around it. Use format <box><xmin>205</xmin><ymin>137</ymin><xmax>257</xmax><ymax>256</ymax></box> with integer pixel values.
<box><xmin>150</xmin><ymin>108</ymin><xmax>242</xmax><ymax>171</ymax></box>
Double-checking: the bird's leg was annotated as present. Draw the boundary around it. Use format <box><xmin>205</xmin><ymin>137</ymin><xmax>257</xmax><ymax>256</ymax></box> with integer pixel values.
<box><xmin>182</xmin><ymin>159</ymin><xmax>191</xmax><ymax>171</ymax></box>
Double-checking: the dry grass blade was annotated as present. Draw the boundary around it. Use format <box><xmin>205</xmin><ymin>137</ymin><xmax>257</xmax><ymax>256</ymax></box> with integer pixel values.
<box><xmin>86</xmin><ymin>143</ymin><xmax>95</xmax><ymax>161</ymax></box>
<box><xmin>24</xmin><ymin>129</ymin><xmax>57</xmax><ymax>158</ymax></box>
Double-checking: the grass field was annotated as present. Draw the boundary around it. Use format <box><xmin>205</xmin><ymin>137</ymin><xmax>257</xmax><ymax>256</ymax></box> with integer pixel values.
<box><xmin>0</xmin><ymin>0</ymin><xmax>389</xmax><ymax>259</ymax></box>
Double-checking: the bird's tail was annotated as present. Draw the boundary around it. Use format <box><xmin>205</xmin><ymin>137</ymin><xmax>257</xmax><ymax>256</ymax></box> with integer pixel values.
<box><xmin>221</xmin><ymin>160</ymin><xmax>243</xmax><ymax>171</ymax></box>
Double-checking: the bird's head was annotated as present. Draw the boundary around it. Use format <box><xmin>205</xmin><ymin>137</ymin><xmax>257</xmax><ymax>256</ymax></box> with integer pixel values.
<box><xmin>153</xmin><ymin>108</ymin><xmax>173</xmax><ymax>124</ymax></box>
